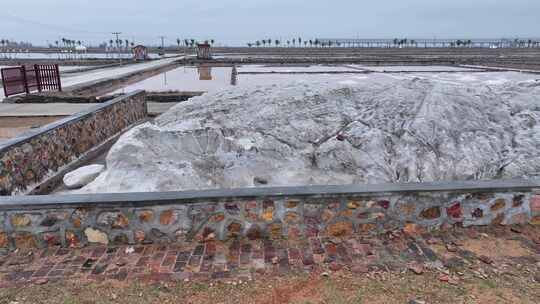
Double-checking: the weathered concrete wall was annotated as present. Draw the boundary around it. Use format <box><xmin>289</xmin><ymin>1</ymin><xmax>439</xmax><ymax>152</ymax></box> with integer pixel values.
<box><xmin>0</xmin><ymin>91</ymin><xmax>147</xmax><ymax>195</ymax></box>
<box><xmin>0</xmin><ymin>180</ymin><xmax>538</xmax><ymax>250</ymax></box>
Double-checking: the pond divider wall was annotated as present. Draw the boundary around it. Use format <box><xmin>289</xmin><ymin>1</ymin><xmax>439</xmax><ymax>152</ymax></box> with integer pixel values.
<box><xmin>0</xmin><ymin>179</ymin><xmax>539</xmax><ymax>250</ymax></box>
<box><xmin>0</xmin><ymin>90</ymin><xmax>147</xmax><ymax>196</ymax></box>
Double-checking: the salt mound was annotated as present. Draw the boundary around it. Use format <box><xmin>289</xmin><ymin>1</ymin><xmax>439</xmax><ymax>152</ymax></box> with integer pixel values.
<box><xmin>79</xmin><ymin>78</ymin><xmax>540</xmax><ymax>193</ymax></box>
<box><xmin>64</xmin><ymin>164</ymin><xmax>105</xmax><ymax>189</ymax></box>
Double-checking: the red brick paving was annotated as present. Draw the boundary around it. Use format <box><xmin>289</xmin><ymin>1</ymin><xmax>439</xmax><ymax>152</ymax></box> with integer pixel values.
<box><xmin>0</xmin><ymin>225</ymin><xmax>539</xmax><ymax>288</ymax></box>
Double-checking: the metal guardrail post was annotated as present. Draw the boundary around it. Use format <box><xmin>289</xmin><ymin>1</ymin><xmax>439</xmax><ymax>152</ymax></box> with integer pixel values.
<box><xmin>34</xmin><ymin>64</ymin><xmax>42</xmax><ymax>92</ymax></box>
<box><xmin>55</xmin><ymin>64</ymin><xmax>62</xmax><ymax>92</ymax></box>
<box><xmin>21</xmin><ymin>65</ymin><xmax>29</xmax><ymax>94</ymax></box>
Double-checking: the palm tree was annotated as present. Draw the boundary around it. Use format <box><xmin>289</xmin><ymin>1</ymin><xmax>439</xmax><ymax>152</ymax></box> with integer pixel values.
<box><xmin>286</xmin><ymin>40</ymin><xmax>290</xmax><ymax>47</ymax></box>
<box><xmin>304</xmin><ymin>41</ymin><xmax>308</xmax><ymax>47</ymax></box>
<box><xmin>247</xmin><ymin>43</ymin><xmax>253</xmax><ymax>47</ymax></box>
<box><xmin>309</xmin><ymin>40</ymin><xmax>313</xmax><ymax>47</ymax></box>
<box><xmin>210</xmin><ymin>39</ymin><xmax>215</xmax><ymax>45</ymax></box>
<box><xmin>176</xmin><ymin>38</ymin><xmax>181</xmax><ymax>48</ymax></box>
<box><xmin>255</xmin><ymin>40</ymin><xmax>261</xmax><ymax>47</ymax></box>
<box><xmin>298</xmin><ymin>37</ymin><xmax>302</xmax><ymax>46</ymax></box>
<box><xmin>262</xmin><ymin>39</ymin><xmax>266</xmax><ymax>47</ymax></box>
<box><xmin>292</xmin><ymin>38</ymin><xmax>296</xmax><ymax>47</ymax></box>
<box><xmin>275</xmin><ymin>39</ymin><xmax>280</xmax><ymax>47</ymax></box>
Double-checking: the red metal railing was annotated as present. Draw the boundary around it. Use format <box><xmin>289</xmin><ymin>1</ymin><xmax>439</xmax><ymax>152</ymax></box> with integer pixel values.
<box><xmin>1</xmin><ymin>64</ymin><xmax>62</xmax><ymax>97</ymax></box>
<box><xmin>1</xmin><ymin>67</ymin><xmax>27</xmax><ymax>96</ymax></box>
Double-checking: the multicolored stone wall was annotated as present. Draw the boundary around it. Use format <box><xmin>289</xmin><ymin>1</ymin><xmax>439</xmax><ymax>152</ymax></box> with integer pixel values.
<box><xmin>0</xmin><ymin>186</ymin><xmax>539</xmax><ymax>250</ymax></box>
<box><xmin>0</xmin><ymin>91</ymin><xmax>147</xmax><ymax>195</ymax></box>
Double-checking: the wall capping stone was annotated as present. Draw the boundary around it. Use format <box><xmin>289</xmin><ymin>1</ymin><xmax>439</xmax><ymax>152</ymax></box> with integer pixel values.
<box><xmin>0</xmin><ymin>90</ymin><xmax>145</xmax><ymax>152</ymax></box>
<box><xmin>1</xmin><ymin>179</ymin><xmax>539</xmax><ymax>210</ymax></box>
<box><xmin>2</xmin><ymin>179</ymin><xmax>539</xmax><ymax>249</ymax></box>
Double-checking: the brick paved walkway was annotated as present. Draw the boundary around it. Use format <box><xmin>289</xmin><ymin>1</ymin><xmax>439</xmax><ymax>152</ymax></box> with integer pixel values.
<box><xmin>1</xmin><ymin>225</ymin><xmax>539</xmax><ymax>288</ymax></box>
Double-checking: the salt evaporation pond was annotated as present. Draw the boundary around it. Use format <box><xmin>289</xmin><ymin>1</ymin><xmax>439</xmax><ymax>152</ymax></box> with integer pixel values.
<box><xmin>113</xmin><ymin>64</ymin><xmax>540</xmax><ymax>94</ymax></box>
<box><xmin>358</xmin><ymin>65</ymin><xmax>482</xmax><ymax>72</ymax></box>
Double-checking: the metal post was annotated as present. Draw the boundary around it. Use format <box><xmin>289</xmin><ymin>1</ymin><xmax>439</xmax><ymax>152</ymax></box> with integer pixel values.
<box><xmin>34</xmin><ymin>64</ymin><xmax>42</xmax><ymax>93</ymax></box>
<box><xmin>21</xmin><ymin>65</ymin><xmax>29</xmax><ymax>94</ymax></box>
<box><xmin>55</xmin><ymin>64</ymin><xmax>62</xmax><ymax>92</ymax></box>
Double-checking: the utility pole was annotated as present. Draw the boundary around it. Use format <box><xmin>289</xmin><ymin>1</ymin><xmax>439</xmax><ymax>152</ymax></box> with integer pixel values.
<box><xmin>112</xmin><ymin>32</ymin><xmax>122</xmax><ymax>60</ymax></box>
<box><xmin>159</xmin><ymin>36</ymin><xmax>166</xmax><ymax>55</ymax></box>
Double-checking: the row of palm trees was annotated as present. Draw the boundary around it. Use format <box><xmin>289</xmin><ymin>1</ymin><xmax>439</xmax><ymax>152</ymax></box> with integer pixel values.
<box><xmin>244</xmin><ymin>37</ymin><xmax>540</xmax><ymax>48</ymax></box>
<box><xmin>104</xmin><ymin>39</ymin><xmax>135</xmax><ymax>50</ymax></box>
<box><xmin>246</xmin><ymin>38</ymin><xmax>458</xmax><ymax>48</ymax></box>
<box><xmin>247</xmin><ymin>37</ymin><xmax>312</xmax><ymax>48</ymax></box>
<box><xmin>247</xmin><ymin>38</ymin><xmax>343</xmax><ymax>48</ymax></box>
<box><xmin>512</xmin><ymin>39</ymin><xmax>540</xmax><ymax>48</ymax></box>
<box><xmin>175</xmin><ymin>39</ymin><xmax>215</xmax><ymax>48</ymax></box>
<box><xmin>246</xmin><ymin>38</ymin><xmax>422</xmax><ymax>48</ymax></box>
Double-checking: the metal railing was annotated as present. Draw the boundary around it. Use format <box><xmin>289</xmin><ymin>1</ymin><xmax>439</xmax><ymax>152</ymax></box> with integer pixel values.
<box><xmin>1</xmin><ymin>64</ymin><xmax>62</xmax><ymax>97</ymax></box>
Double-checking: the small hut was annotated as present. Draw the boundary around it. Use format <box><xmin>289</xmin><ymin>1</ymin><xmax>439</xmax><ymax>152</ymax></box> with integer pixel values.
<box><xmin>132</xmin><ymin>45</ymin><xmax>148</xmax><ymax>61</ymax></box>
<box><xmin>197</xmin><ymin>43</ymin><xmax>212</xmax><ymax>60</ymax></box>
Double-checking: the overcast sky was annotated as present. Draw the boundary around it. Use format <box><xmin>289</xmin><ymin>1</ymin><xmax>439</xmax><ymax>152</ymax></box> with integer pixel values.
<box><xmin>1</xmin><ymin>0</ymin><xmax>539</xmax><ymax>46</ymax></box>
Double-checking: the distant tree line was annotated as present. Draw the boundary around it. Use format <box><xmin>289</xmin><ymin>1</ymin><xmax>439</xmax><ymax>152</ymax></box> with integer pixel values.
<box><xmin>174</xmin><ymin>39</ymin><xmax>215</xmax><ymax>49</ymax></box>
<box><xmin>0</xmin><ymin>39</ymin><xmax>34</xmax><ymax>59</ymax></box>
<box><xmin>243</xmin><ymin>37</ymin><xmax>540</xmax><ymax>48</ymax></box>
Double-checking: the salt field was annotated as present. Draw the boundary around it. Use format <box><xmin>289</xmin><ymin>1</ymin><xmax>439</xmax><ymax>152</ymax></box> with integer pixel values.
<box><xmin>358</xmin><ymin>65</ymin><xmax>483</xmax><ymax>72</ymax></box>
<box><xmin>113</xmin><ymin>64</ymin><xmax>540</xmax><ymax>94</ymax></box>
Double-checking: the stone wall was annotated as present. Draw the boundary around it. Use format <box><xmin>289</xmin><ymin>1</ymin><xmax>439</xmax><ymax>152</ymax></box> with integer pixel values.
<box><xmin>0</xmin><ymin>180</ymin><xmax>539</xmax><ymax>250</ymax></box>
<box><xmin>0</xmin><ymin>91</ymin><xmax>147</xmax><ymax>195</ymax></box>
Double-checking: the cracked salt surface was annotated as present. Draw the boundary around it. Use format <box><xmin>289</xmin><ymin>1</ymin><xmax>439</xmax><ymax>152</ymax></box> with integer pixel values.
<box><xmin>78</xmin><ymin>75</ymin><xmax>540</xmax><ymax>193</ymax></box>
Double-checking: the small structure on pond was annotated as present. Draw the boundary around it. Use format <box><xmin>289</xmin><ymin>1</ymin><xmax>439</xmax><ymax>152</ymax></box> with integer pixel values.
<box><xmin>132</xmin><ymin>45</ymin><xmax>148</xmax><ymax>61</ymax></box>
<box><xmin>197</xmin><ymin>43</ymin><xmax>212</xmax><ymax>60</ymax></box>
<box><xmin>230</xmin><ymin>65</ymin><xmax>237</xmax><ymax>86</ymax></box>
<box><xmin>198</xmin><ymin>66</ymin><xmax>212</xmax><ymax>80</ymax></box>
